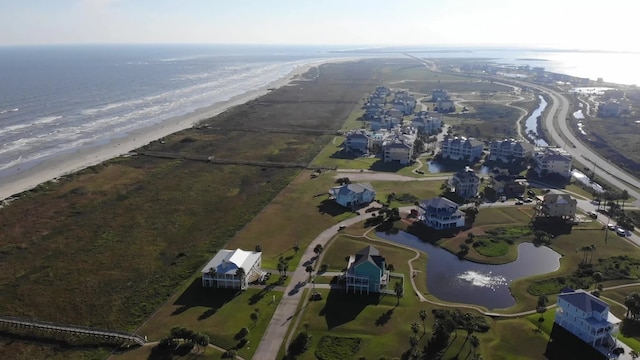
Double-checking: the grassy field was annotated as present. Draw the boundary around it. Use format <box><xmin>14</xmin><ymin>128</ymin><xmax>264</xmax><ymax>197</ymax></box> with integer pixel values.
<box><xmin>446</xmin><ymin>103</ymin><xmax>523</xmax><ymax>140</ymax></box>
<box><xmin>289</xmin><ymin>235</ymin><xmax>480</xmax><ymax>360</ymax></box>
<box><xmin>0</xmin><ymin>59</ymin><xmax>430</xmax><ymax>359</ymax></box>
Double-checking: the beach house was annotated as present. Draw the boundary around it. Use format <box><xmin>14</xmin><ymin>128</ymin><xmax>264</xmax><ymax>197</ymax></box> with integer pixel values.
<box><xmin>440</xmin><ymin>136</ymin><xmax>484</xmax><ymax>162</ymax></box>
<box><xmin>488</xmin><ymin>139</ymin><xmax>534</xmax><ymax>163</ymax></box>
<box><xmin>532</xmin><ymin>147</ymin><xmax>572</xmax><ymax>179</ymax></box>
<box><xmin>345</xmin><ymin>245</ymin><xmax>389</xmax><ymax>294</ymax></box>
<box><xmin>418</xmin><ymin>197</ymin><xmax>466</xmax><ymax>230</ymax></box>
<box><xmin>555</xmin><ymin>289</ymin><xmax>621</xmax><ymax>354</ymax></box>
<box><xmin>201</xmin><ymin>248</ymin><xmax>265</xmax><ymax>290</ymax></box>
<box><xmin>411</xmin><ymin>114</ymin><xmax>442</xmax><ymax>135</ymax></box>
<box><xmin>450</xmin><ymin>168</ymin><xmax>480</xmax><ymax>199</ymax></box>
<box><xmin>537</xmin><ymin>193</ymin><xmax>577</xmax><ymax>219</ymax></box>
<box><xmin>344</xmin><ymin>130</ymin><xmax>371</xmax><ymax>155</ymax></box>
<box><xmin>329</xmin><ymin>182</ymin><xmax>376</xmax><ymax>210</ymax></box>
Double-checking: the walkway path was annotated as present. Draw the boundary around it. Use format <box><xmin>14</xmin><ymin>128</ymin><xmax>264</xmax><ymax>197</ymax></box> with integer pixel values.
<box><xmin>0</xmin><ymin>315</ymin><xmax>146</xmax><ymax>345</ymax></box>
<box><xmin>254</xmin><ymin>176</ymin><xmax>640</xmax><ymax>359</ymax></box>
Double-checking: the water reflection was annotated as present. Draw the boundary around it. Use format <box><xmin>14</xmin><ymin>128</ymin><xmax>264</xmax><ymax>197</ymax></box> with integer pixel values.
<box><xmin>525</xmin><ymin>95</ymin><xmax>549</xmax><ymax>147</ymax></box>
<box><xmin>428</xmin><ymin>162</ymin><xmax>490</xmax><ymax>175</ymax></box>
<box><xmin>377</xmin><ymin>230</ymin><xmax>561</xmax><ymax>309</ymax></box>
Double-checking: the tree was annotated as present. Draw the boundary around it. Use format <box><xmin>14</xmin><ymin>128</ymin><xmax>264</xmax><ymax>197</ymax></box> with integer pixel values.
<box><xmin>394</xmin><ymin>281</ymin><xmax>404</xmax><ymax>306</ymax></box>
<box><xmin>277</xmin><ymin>258</ymin><xmax>285</xmax><ymax>277</ymax></box>
<box><xmin>419</xmin><ymin>310</ymin><xmax>428</xmax><ymax>335</ymax></box>
<box><xmin>293</xmin><ymin>242</ymin><xmax>300</xmax><ymax>254</ymax></box>
<box><xmin>313</xmin><ymin>244</ymin><xmax>324</xmax><ymax>256</ymax></box>
<box><xmin>621</xmin><ymin>190</ymin><xmax>630</xmax><ymax>210</ymax></box>
<box><xmin>411</xmin><ymin>321</ymin><xmax>421</xmax><ymax>335</ymax></box>
<box><xmin>250</xmin><ymin>309</ymin><xmax>259</xmax><ymax>326</ymax></box>
<box><xmin>458</xmin><ymin>243</ymin><xmax>470</xmax><ymax>258</ymax></box>
<box><xmin>409</xmin><ymin>334</ymin><xmax>419</xmax><ymax>349</ymax></box>
<box><xmin>236</xmin><ymin>267</ymin><xmax>246</xmax><ymax>288</ymax></box>
<box><xmin>630</xmin><ymin>350</ymin><xmax>639</xmax><ymax>359</ymax></box>
<box><xmin>386</xmin><ymin>263</ymin><xmax>395</xmax><ymax>272</ymax></box>
<box><xmin>469</xmin><ymin>335</ymin><xmax>480</xmax><ymax>355</ymax></box>
<box><xmin>305</xmin><ymin>265</ymin><xmax>314</xmax><ymax>284</ymax></box>
<box><xmin>537</xmin><ymin>295</ymin><xmax>549</xmax><ymax>309</ymax></box>
<box><xmin>625</xmin><ymin>292</ymin><xmax>640</xmax><ymax>320</ymax></box>
<box><xmin>537</xmin><ymin>315</ymin><xmax>545</xmax><ymax>331</ymax></box>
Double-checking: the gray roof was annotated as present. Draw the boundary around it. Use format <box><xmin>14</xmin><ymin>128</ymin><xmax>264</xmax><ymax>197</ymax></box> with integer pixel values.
<box><xmin>419</xmin><ymin>197</ymin><xmax>458</xmax><ymax>209</ymax></box>
<box><xmin>352</xmin><ymin>245</ymin><xmax>385</xmax><ymax>270</ymax></box>
<box><xmin>543</xmin><ymin>193</ymin><xmax>575</xmax><ymax>204</ymax></box>
<box><xmin>539</xmin><ymin>154</ymin><xmax>571</xmax><ymax>161</ymax></box>
<box><xmin>559</xmin><ymin>289</ymin><xmax>607</xmax><ymax>314</ymax></box>
<box><xmin>330</xmin><ymin>182</ymin><xmax>375</xmax><ymax>197</ymax></box>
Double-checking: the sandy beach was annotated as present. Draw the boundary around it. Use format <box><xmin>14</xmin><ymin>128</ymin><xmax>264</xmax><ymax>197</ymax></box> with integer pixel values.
<box><xmin>0</xmin><ymin>59</ymin><xmax>340</xmax><ymax>203</ymax></box>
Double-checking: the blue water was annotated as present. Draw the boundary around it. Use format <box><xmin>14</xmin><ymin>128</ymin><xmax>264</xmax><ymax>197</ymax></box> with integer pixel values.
<box><xmin>524</xmin><ymin>95</ymin><xmax>549</xmax><ymax>147</ymax></box>
<box><xmin>377</xmin><ymin>230</ymin><xmax>561</xmax><ymax>309</ymax></box>
<box><xmin>0</xmin><ymin>44</ymin><xmax>346</xmax><ymax>177</ymax></box>
<box><xmin>1</xmin><ymin>45</ymin><xmax>636</xmax><ymax>185</ymax></box>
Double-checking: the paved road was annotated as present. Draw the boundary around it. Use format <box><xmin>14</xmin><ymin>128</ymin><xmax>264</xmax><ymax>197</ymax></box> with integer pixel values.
<box><xmin>512</xmin><ymin>80</ymin><xmax>640</xmax><ymax>206</ymax></box>
<box><xmin>252</xmin><ymin>216</ymin><xmax>364</xmax><ymax>360</ymax></box>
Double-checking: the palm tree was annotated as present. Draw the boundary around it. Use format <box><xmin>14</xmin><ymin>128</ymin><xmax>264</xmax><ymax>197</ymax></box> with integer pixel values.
<box><xmin>277</xmin><ymin>259</ymin><xmax>285</xmax><ymax>277</ymax></box>
<box><xmin>250</xmin><ymin>310</ymin><xmax>259</xmax><ymax>326</ymax></box>
<box><xmin>409</xmin><ymin>334</ymin><xmax>419</xmax><ymax>349</ymax></box>
<box><xmin>419</xmin><ymin>310</ymin><xmax>428</xmax><ymax>335</ymax></box>
<box><xmin>469</xmin><ymin>335</ymin><xmax>480</xmax><ymax>356</ymax></box>
<box><xmin>394</xmin><ymin>281</ymin><xmax>404</xmax><ymax>306</ymax></box>
<box><xmin>305</xmin><ymin>265</ymin><xmax>314</xmax><ymax>284</ymax></box>
<box><xmin>630</xmin><ymin>350</ymin><xmax>639</xmax><ymax>359</ymax></box>
<box><xmin>313</xmin><ymin>244</ymin><xmax>324</xmax><ymax>256</ymax></box>
<box><xmin>293</xmin><ymin>242</ymin><xmax>300</xmax><ymax>254</ymax></box>
<box><xmin>451</xmin><ymin>310</ymin><xmax>461</xmax><ymax>341</ymax></box>
<box><xmin>621</xmin><ymin>190</ymin><xmax>630</xmax><ymax>210</ymax></box>
<box><xmin>411</xmin><ymin>321</ymin><xmax>421</xmax><ymax>335</ymax></box>
<box><xmin>537</xmin><ymin>295</ymin><xmax>549</xmax><ymax>309</ymax></box>
<box><xmin>537</xmin><ymin>315</ymin><xmax>545</xmax><ymax>331</ymax></box>
<box><xmin>236</xmin><ymin>267</ymin><xmax>246</xmax><ymax>289</ymax></box>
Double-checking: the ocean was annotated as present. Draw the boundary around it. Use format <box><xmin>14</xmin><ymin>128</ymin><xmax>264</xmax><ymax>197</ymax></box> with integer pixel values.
<box><xmin>0</xmin><ymin>44</ymin><xmax>345</xmax><ymax>179</ymax></box>
<box><xmin>0</xmin><ymin>44</ymin><xmax>637</xmax><ymax>186</ymax></box>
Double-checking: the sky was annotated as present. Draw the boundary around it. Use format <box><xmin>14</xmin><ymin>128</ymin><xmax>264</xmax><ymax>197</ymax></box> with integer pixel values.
<box><xmin>1</xmin><ymin>0</ymin><xmax>639</xmax><ymax>51</ymax></box>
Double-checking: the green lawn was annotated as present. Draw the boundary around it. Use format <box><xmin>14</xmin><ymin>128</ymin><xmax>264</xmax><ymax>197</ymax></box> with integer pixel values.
<box><xmin>129</xmin><ymin>281</ymin><xmax>282</xmax><ymax>360</ymax></box>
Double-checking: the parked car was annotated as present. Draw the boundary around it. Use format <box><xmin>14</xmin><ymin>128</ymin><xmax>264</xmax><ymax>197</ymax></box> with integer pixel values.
<box><xmin>587</xmin><ymin>211</ymin><xmax>598</xmax><ymax>219</ymax></box>
<box><xmin>616</xmin><ymin>227</ymin><xmax>628</xmax><ymax>236</ymax></box>
<box><xmin>515</xmin><ymin>201</ymin><xmax>524</xmax><ymax>205</ymax></box>
<box><xmin>607</xmin><ymin>224</ymin><xmax>617</xmax><ymax>231</ymax></box>
<box><xmin>524</xmin><ymin>198</ymin><xmax>533</xmax><ymax>203</ymax></box>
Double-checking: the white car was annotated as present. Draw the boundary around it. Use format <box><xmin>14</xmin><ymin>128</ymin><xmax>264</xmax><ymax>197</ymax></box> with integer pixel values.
<box><xmin>607</xmin><ymin>224</ymin><xmax>616</xmax><ymax>231</ymax></box>
<box><xmin>616</xmin><ymin>227</ymin><xmax>627</xmax><ymax>236</ymax></box>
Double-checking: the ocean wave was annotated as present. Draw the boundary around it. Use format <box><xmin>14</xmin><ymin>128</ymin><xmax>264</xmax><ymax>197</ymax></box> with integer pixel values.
<box><xmin>0</xmin><ymin>57</ymin><xmax>319</xmax><ymax>175</ymax></box>
<box><xmin>0</xmin><ymin>108</ymin><xmax>19</xmax><ymax>115</ymax></box>
<box><xmin>33</xmin><ymin>115</ymin><xmax>63</xmax><ymax>125</ymax></box>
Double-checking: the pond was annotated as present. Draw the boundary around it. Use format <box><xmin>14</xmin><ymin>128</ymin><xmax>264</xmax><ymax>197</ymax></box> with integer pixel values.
<box><xmin>524</xmin><ymin>95</ymin><xmax>549</xmax><ymax>147</ymax></box>
<box><xmin>376</xmin><ymin>230</ymin><xmax>562</xmax><ymax>309</ymax></box>
<box><xmin>428</xmin><ymin>162</ymin><xmax>490</xmax><ymax>175</ymax></box>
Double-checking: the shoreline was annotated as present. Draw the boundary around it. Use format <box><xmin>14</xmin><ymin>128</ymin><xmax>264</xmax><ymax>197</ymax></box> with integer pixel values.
<box><xmin>0</xmin><ymin>59</ymin><xmax>343</xmax><ymax>203</ymax></box>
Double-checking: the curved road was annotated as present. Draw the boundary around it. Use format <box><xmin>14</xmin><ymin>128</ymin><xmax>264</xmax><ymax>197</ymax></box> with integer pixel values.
<box><xmin>514</xmin><ymin>80</ymin><xmax>640</xmax><ymax>206</ymax></box>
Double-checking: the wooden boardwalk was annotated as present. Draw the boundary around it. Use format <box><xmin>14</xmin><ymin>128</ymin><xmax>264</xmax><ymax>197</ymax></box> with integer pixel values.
<box><xmin>138</xmin><ymin>151</ymin><xmax>336</xmax><ymax>171</ymax></box>
<box><xmin>0</xmin><ymin>315</ymin><xmax>146</xmax><ymax>345</ymax></box>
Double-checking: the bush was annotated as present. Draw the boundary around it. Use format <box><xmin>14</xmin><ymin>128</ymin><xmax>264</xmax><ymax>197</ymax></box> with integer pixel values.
<box><xmin>223</xmin><ymin>349</ymin><xmax>238</xmax><ymax>359</ymax></box>
<box><xmin>174</xmin><ymin>342</ymin><xmax>195</xmax><ymax>356</ymax></box>
<box><xmin>235</xmin><ymin>327</ymin><xmax>249</xmax><ymax>340</ymax></box>
<box><xmin>288</xmin><ymin>331</ymin><xmax>312</xmax><ymax>357</ymax></box>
